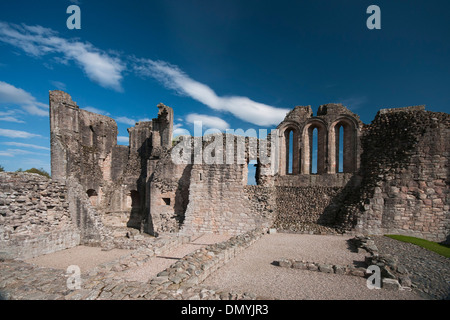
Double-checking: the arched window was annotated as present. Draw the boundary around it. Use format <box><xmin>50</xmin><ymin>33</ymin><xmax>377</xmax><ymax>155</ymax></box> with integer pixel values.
<box><xmin>311</xmin><ymin>128</ymin><xmax>318</xmax><ymax>174</ymax></box>
<box><xmin>338</xmin><ymin>125</ymin><xmax>344</xmax><ymax>173</ymax></box>
<box><xmin>282</xmin><ymin>126</ymin><xmax>299</xmax><ymax>175</ymax></box>
<box><xmin>329</xmin><ymin>119</ymin><xmax>356</xmax><ymax>173</ymax></box>
<box><xmin>288</xmin><ymin>130</ymin><xmax>293</xmax><ymax>174</ymax></box>
<box><xmin>302</xmin><ymin>121</ymin><xmax>326</xmax><ymax>174</ymax></box>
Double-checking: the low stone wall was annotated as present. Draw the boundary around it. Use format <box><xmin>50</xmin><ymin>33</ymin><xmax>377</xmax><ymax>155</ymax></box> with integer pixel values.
<box><xmin>63</xmin><ymin>227</ymin><xmax>267</xmax><ymax>300</ymax></box>
<box><xmin>274</xmin><ymin>258</ymin><xmax>367</xmax><ymax>277</ymax></box>
<box><xmin>90</xmin><ymin>233</ymin><xmax>192</xmax><ymax>275</ymax></box>
<box><xmin>274</xmin><ymin>235</ymin><xmax>413</xmax><ymax>291</ymax></box>
<box><xmin>0</xmin><ymin>172</ymin><xmax>80</xmax><ymax>260</ymax></box>
<box><xmin>148</xmin><ymin>227</ymin><xmax>267</xmax><ymax>291</ymax></box>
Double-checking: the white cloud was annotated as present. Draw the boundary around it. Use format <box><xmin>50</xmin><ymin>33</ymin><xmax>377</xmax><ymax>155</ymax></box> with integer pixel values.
<box><xmin>50</xmin><ymin>80</ymin><xmax>67</xmax><ymax>91</ymax></box>
<box><xmin>0</xmin><ymin>81</ymin><xmax>48</xmax><ymax>116</ymax></box>
<box><xmin>1</xmin><ymin>148</ymin><xmax>48</xmax><ymax>156</ymax></box>
<box><xmin>82</xmin><ymin>106</ymin><xmax>111</xmax><ymax>116</ymax></box>
<box><xmin>0</xmin><ymin>21</ymin><xmax>289</xmax><ymax>125</ymax></box>
<box><xmin>0</xmin><ymin>116</ymin><xmax>25</xmax><ymax>123</ymax></box>
<box><xmin>133</xmin><ymin>59</ymin><xmax>289</xmax><ymax>126</ymax></box>
<box><xmin>173</xmin><ymin>122</ymin><xmax>190</xmax><ymax>137</ymax></box>
<box><xmin>117</xmin><ymin>136</ymin><xmax>129</xmax><ymax>143</ymax></box>
<box><xmin>0</xmin><ymin>151</ymin><xmax>14</xmax><ymax>157</ymax></box>
<box><xmin>339</xmin><ymin>96</ymin><xmax>368</xmax><ymax>111</ymax></box>
<box><xmin>2</xmin><ymin>142</ymin><xmax>49</xmax><ymax>150</ymax></box>
<box><xmin>115</xmin><ymin>116</ymin><xmax>152</xmax><ymax>126</ymax></box>
<box><xmin>0</xmin><ymin>128</ymin><xmax>41</xmax><ymax>139</ymax></box>
<box><xmin>115</xmin><ymin>116</ymin><xmax>136</xmax><ymax>126</ymax></box>
<box><xmin>186</xmin><ymin>113</ymin><xmax>230</xmax><ymax>131</ymax></box>
<box><xmin>0</xmin><ymin>22</ymin><xmax>125</xmax><ymax>91</ymax></box>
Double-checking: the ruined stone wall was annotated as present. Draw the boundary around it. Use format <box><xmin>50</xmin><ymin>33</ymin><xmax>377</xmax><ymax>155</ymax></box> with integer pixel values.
<box><xmin>275</xmin><ymin>173</ymin><xmax>357</xmax><ymax>187</ymax></box>
<box><xmin>49</xmin><ymin>91</ymin><xmax>176</xmax><ymax>235</ymax></box>
<box><xmin>277</xmin><ymin>103</ymin><xmax>363</xmax><ymax>176</ymax></box>
<box><xmin>180</xmin><ymin>163</ymin><xmax>262</xmax><ymax>235</ymax></box>
<box><xmin>243</xmin><ymin>186</ymin><xmax>277</xmax><ymax>229</ymax></box>
<box><xmin>272</xmin><ymin>186</ymin><xmax>346</xmax><ymax>234</ymax></box>
<box><xmin>148</xmin><ymin>153</ymin><xmax>191</xmax><ymax>236</ymax></box>
<box><xmin>0</xmin><ymin>172</ymin><xmax>80</xmax><ymax>259</ymax></box>
<box><xmin>338</xmin><ymin>107</ymin><xmax>450</xmax><ymax>243</ymax></box>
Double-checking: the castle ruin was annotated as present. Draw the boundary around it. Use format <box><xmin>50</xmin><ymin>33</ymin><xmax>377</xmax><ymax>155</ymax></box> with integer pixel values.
<box><xmin>0</xmin><ymin>90</ymin><xmax>448</xmax><ymax>260</ymax></box>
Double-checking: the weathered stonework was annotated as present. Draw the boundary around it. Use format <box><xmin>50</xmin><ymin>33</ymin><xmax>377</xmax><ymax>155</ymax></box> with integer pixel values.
<box><xmin>0</xmin><ymin>172</ymin><xmax>78</xmax><ymax>259</ymax></box>
<box><xmin>1</xmin><ymin>90</ymin><xmax>448</xmax><ymax>265</ymax></box>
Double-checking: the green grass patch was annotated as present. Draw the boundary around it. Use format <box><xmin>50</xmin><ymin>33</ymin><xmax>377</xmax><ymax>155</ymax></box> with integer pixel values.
<box><xmin>385</xmin><ymin>235</ymin><xmax>450</xmax><ymax>258</ymax></box>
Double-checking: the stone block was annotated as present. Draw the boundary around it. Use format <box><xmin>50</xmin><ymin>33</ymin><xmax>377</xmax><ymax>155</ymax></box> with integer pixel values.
<box><xmin>382</xmin><ymin>278</ymin><xmax>401</xmax><ymax>290</ymax></box>
<box><xmin>277</xmin><ymin>258</ymin><xmax>292</xmax><ymax>268</ymax></box>
<box><xmin>333</xmin><ymin>265</ymin><xmax>346</xmax><ymax>275</ymax></box>
<box><xmin>318</xmin><ymin>264</ymin><xmax>333</xmax><ymax>273</ymax></box>
<box><xmin>292</xmin><ymin>260</ymin><xmax>307</xmax><ymax>270</ymax></box>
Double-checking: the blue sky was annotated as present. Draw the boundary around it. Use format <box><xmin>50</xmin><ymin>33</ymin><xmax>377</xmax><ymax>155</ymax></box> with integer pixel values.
<box><xmin>0</xmin><ymin>0</ymin><xmax>449</xmax><ymax>175</ymax></box>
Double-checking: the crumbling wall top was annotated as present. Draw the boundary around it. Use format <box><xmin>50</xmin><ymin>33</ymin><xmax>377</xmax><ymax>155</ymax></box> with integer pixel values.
<box><xmin>49</xmin><ymin>90</ymin><xmax>78</xmax><ymax>108</ymax></box>
<box><xmin>378</xmin><ymin>105</ymin><xmax>426</xmax><ymax>115</ymax></box>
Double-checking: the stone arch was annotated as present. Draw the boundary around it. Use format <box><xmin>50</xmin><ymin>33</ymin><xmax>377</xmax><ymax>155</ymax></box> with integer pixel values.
<box><xmin>328</xmin><ymin>117</ymin><xmax>358</xmax><ymax>173</ymax></box>
<box><xmin>278</xmin><ymin>122</ymin><xmax>300</xmax><ymax>175</ymax></box>
<box><xmin>302</xmin><ymin>119</ymin><xmax>327</xmax><ymax>174</ymax></box>
<box><xmin>86</xmin><ymin>189</ymin><xmax>98</xmax><ymax>206</ymax></box>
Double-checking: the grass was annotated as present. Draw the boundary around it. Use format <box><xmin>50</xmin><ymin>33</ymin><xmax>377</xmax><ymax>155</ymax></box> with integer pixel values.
<box><xmin>385</xmin><ymin>234</ymin><xmax>450</xmax><ymax>258</ymax></box>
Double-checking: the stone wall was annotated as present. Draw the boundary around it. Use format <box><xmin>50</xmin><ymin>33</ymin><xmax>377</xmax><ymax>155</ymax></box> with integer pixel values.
<box><xmin>273</xmin><ymin>186</ymin><xmax>347</xmax><ymax>234</ymax></box>
<box><xmin>181</xmin><ymin>164</ymin><xmax>259</xmax><ymax>235</ymax></box>
<box><xmin>338</xmin><ymin>107</ymin><xmax>450</xmax><ymax>243</ymax></box>
<box><xmin>0</xmin><ymin>172</ymin><xmax>80</xmax><ymax>259</ymax></box>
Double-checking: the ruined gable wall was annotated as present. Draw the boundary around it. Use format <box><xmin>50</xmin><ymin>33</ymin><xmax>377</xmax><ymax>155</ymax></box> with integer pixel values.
<box><xmin>340</xmin><ymin>107</ymin><xmax>449</xmax><ymax>243</ymax></box>
<box><xmin>177</xmin><ymin>134</ymin><xmax>276</xmax><ymax>236</ymax></box>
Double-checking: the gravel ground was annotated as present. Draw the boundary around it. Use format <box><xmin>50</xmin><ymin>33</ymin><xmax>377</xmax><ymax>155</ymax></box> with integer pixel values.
<box><xmin>25</xmin><ymin>246</ymin><xmax>131</xmax><ymax>272</ymax></box>
<box><xmin>119</xmin><ymin>233</ymin><xmax>231</xmax><ymax>282</ymax></box>
<box><xmin>373</xmin><ymin>236</ymin><xmax>450</xmax><ymax>300</ymax></box>
<box><xmin>202</xmin><ymin>233</ymin><xmax>422</xmax><ymax>300</ymax></box>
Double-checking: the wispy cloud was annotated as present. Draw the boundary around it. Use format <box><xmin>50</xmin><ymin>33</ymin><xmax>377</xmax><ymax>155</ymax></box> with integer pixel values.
<box><xmin>339</xmin><ymin>96</ymin><xmax>368</xmax><ymax>111</ymax></box>
<box><xmin>0</xmin><ymin>110</ymin><xmax>25</xmax><ymax>123</ymax></box>
<box><xmin>50</xmin><ymin>80</ymin><xmax>67</xmax><ymax>91</ymax></box>
<box><xmin>0</xmin><ymin>81</ymin><xmax>48</xmax><ymax>116</ymax></box>
<box><xmin>117</xmin><ymin>136</ymin><xmax>129</xmax><ymax>144</ymax></box>
<box><xmin>0</xmin><ymin>148</ymin><xmax>48</xmax><ymax>157</ymax></box>
<box><xmin>173</xmin><ymin>122</ymin><xmax>190</xmax><ymax>137</ymax></box>
<box><xmin>115</xmin><ymin>116</ymin><xmax>137</xmax><ymax>126</ymax></box>
<box><xmin>2</xmin><ymin>142</ymin><xmax>49</xmax><ymax>150</ymax></box>
<box><xmin>0</xmin><ymin>128</ymin><xmax>41</xmax><ymax>139</ymax></box>
<box><xmin>1</xmin><ymin>21</ymin><xmax>289</xmax><ymax>127</ymax></box>
<box><xmin>82</xmin><ymin>106</ymin><xmax>111</xmax><ymax>116</ymax></box>
<box><xmin>115</xmin><ymin>116</ymin><xmax>152</xmax><ymax>126</ymax></box>
<box><xmin>186</xmin><ymin>113</ymin><xmax>230</xmax><ymax>131</ymax></box>
<box><xmin>133</xmin><ymin>59</ymin><xmax>289</xmax><ymax>126</ymax></box>
<box><xmin>0</xmin><ymin>21</ymin><xmax>125</xmax><ymax>91</ymax></box>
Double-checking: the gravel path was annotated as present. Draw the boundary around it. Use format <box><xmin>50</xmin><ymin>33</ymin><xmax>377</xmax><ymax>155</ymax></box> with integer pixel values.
<box><xmin>202</xmin><ymin>233</ymin><xmax>421</xmax><ymax>300</ymax></box>
<box><xmin>119</xmin><ymin>233</ymin><xmax>231</xmax><ymax>282</ymax></box>
<box><xmin>373</xmin><ymin>236</ymin><xmax>450</xmax><ymax>300</ymax></box>
<box><xmin>25</xmin><ymin>246</ymin><xmax>131</xmax><ymax>272</ymax></box>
